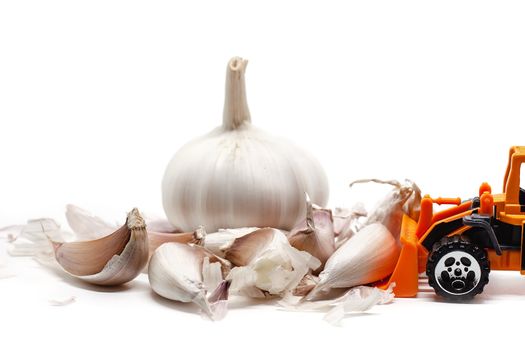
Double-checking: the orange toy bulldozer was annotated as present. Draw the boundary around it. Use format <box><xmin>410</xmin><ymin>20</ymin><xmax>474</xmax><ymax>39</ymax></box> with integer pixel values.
<box><xmin>383</xmin><ymin>146</ymin><xmax>525</xmax><ymax>300</ymax></box>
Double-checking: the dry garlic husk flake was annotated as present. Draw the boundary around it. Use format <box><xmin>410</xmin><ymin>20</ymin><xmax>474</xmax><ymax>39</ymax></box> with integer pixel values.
<box><xmin>306</xmin><ymin>223</ymin><xmax>399</xmax><ymax>300</ymax></box>
<box><xmin>350</xmin><ymin>179</ymin><xmax>418</xmax><ymax>239</ymax></box>
<box><xmin>225</xmin><ymin>228</ymin><xmax>321</xmax><ymax>297</ymax></box>
<box><xmin>162</xmin><ymin>56</ymin><xmax>329</xmax><ymax>232</ymax></box>
<box><xmin>288</xmin><ymin>194</ymin><xmax>335</xmax><ymax>272</ymax></box>
<box><xmin>52</xmin><ymin>208</ymin><xmax>149</xmax><ymax>286</ymax></box>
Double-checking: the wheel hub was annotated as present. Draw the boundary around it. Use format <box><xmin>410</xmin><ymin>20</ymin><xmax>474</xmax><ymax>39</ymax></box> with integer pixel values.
<box><xmin>434</xmin><ymin>251</ymin><xmax>482</xmax><ymax>296</ymax></box>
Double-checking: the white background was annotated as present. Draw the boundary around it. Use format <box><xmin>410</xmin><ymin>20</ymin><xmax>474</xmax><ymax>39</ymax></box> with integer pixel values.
<box><xmin>1</xmin><ymin>1</ymin><xmax>525</xmax><ymax>349</ymax></box>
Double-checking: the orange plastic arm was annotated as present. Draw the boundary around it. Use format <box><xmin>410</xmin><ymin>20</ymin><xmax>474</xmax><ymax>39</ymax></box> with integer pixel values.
<box><xmin>432</xmin><ymin>197</ymin><xmax>461</xmax><ymax>206</ymax></box>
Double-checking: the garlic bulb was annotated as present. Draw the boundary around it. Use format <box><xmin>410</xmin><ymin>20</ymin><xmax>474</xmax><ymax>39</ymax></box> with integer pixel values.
<box><xmin>52</xmin><ymin>208</ymin><xmax>149</xmax><ymax>286</ymax></box>
<box><xmin>162</xmin><ymin>57</ymin><xmax>329</xmax><ymax>232</ymax></box>
<box><xmin>148</xmin><ymin>242</ymin><xmax>231</xmax><ymax>320</ymax></box>
<box><xmin>305</xmin><ymin>223</ymin><xmax>399</xmax><ymax>300</ymax></box>
<box><xmin>288</xmin><ymin>194</ymin><xmax>335</xmax><ymax>272</ymax></box>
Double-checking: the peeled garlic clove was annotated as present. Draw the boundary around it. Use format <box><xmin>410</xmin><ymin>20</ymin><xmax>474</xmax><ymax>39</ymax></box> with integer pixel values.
<box><xmin>148</xmin><ymin>242</ymin><xmax>231</xmax><ymax>319</ymax></box>
<box><xmin>52</xmin><ymin>208</ymin><xmax>148</xmax><ymax>286</ymax></box>
<box><xmin>288</xmin><ymin>194</ymin><xmax>335</xmax><ymax>271</ymax></box>
<box><xmin>350</xmin><ymin>179</ymin><xmax>415</xmax><ymax>239</ymax></box>
<box><xmin>305</xmin><ymin>223</ymin><xmax>399</xmax><ymax>301</ymax></box>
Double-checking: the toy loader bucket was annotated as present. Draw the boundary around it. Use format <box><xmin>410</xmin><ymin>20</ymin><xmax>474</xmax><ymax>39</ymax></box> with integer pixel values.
<box><xmin>378</xmin><ymin>214</ymin><xmax>420</xmax><ymax>297</ymax></box>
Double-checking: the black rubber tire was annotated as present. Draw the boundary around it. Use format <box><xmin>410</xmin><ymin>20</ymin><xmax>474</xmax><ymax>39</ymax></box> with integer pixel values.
<box><xmin>426</xmin><ymin>235</ymin><xmax>490</xmax><ymax>301</ymax></box>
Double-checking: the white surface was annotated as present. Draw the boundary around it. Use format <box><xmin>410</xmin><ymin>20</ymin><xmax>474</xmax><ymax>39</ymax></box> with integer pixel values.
<box><xmin>1</xmin><ymin>1</ymin><xmax>525</xmax><ymax>349</ymax></box>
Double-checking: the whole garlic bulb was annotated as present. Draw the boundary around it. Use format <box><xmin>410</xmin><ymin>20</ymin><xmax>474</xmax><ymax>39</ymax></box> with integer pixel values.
<box><xmin>162</xmin><ymin>57</ymin><xmax>329</xmax><ymax>232</ymax></box>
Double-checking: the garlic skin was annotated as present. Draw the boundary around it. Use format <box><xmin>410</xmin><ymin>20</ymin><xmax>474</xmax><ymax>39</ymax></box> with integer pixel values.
<box><xmin>305</xmin><ymin>223</ymin><xmax>399</xmax><ymax>300</ymax></box>
<box><xmin>333</xmin><ymin>204</ymin><xmax>367</xmax><ymax>248</ymax></box>
<box><xmin>162</xmin><ymin>57</ymin><xmax>329</xmax><ymax>232</ymax></box>
<box><xmin>203</xmin><ymin>227</ymin><xmax>259</xmax><ymax>257</ymax></box>
<box><xmin>350</xmin><ymin>179</ymin><xmax>417</xmax><ymax>239</ymax></box>
<box><xmin>52</xmin><ymin>208</ymin><xmax>149</xmax><ymax>286</ymax></box>
<box><xmin>288</xmin><ymin>194</ymin><xmax>335</xmax><ymax>272</ymax></box>
<box><xmin>65</xmin><ymin>204</ymin><xmax>115</xmax><ymax>240</ymax></box>
<box><xmin>224</xmin><ymin>228</ymin><xmax>321</xmax><ymax>297</ymax></box>
<box><xmin>148</xmin><ymin>242</ymin><xmax>231</xmax><ymax>319</ymax></box>
<box><xmin>281</xmin><ymin>283</ymin><xmax>395</xmax><ymax>325</ymax></box>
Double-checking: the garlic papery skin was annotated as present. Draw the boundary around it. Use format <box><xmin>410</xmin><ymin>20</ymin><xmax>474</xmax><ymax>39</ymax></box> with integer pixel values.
<box><xmin>305</xmin><ymin>223</ymin><xmax>399</xmax><ymax>301</ymax></box>
<box><xmin>224</xmin><ymin>227</ymin><xmax>284</xmax><ymax>267</ymax></box>
<box><xmin>349</xmin><ymin>179</ymin><xmax>416</xmax><ymax>239</ymax></box>
<box><xmin>65</xmin><ymin>204</ymin><xmax>115</xmax><ymax>240</ymax></box>
<box><xmin>52</xmin><ymin>208</ymin><xmax>149</xmax><ymax>286</ymax></box>
<box><xmin>147</xmin><ymin>242</ymin><xmax>231</xmax><ymax>319</ymax></box>
<box><xmin>288</xmin><ymin>194</ymin><xmax>335</xmax><ymax>272</ymax></box>
<box><xmin>203</xmin><ymin>227</ymin><xmax>259</xmax><ymax>257</ymax></box>
<box><xmin>224</xmin><ymin>228</ymin><xmax>321</xmax><ymax>297</ymax></box>
<box><xmin>162</xmin><ymin>57</ymin><xmax>329</xmax><ymax>232</ymax></box>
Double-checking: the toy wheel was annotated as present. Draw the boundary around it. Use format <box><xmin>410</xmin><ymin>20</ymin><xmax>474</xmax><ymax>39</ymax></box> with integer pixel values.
<box><xmin>426</xmin><ymin>235</ymin><xmax>490</xmax><ymax>300</ymax></box>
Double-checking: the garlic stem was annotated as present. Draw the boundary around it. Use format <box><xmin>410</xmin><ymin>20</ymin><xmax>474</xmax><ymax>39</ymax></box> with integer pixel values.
<box><xmin>222</xmin><ymin>57</ymin><xmax>251</xmax><ymax>130</ymax></box>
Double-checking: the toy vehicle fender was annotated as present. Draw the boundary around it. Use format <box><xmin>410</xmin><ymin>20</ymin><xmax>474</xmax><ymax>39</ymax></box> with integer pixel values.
<box><xmin>462</xmin><ymin>214</ymin><xmax>502</xmax><ymax>255</ymax></box>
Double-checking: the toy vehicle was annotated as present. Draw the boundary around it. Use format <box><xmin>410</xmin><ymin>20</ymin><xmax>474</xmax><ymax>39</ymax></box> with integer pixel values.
<box><xmin>383</xmin><ymin>146</ymin><xmax>525</xmax><ymax>300</ymax></box>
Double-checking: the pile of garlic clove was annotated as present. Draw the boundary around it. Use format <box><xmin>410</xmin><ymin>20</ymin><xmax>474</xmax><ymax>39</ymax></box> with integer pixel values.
<box><xmin>0</xmin><ymin>177</ymin><xmax>421</xmax><ymax>324</ymax></box>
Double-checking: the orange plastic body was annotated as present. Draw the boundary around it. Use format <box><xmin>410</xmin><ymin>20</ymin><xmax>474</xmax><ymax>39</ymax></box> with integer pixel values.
<box><xmin>381</xmin><ymin>146</ymin><xmax>525</xmax><ymax>297</ymax></box>
<box><xmin>378</xmin><ymin>215</ymin><xmax>419</xmax><ymax>297</ymax></box>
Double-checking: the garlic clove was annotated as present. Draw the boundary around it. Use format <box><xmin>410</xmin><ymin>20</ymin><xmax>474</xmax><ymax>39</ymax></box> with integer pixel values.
<box><xmin>148</xmin><ymin>226</ymin><xmax>206</xmax><ymax>261</ymax></box>
<box><xmin>203</xmin><ymin>227</ymin><xmax>259</xmax><ymax>257</ymax></box>
<box><xmin>292</xmin><ymin>273</ymin><xmax>319</xmax><ymax>297</ymax></box>
<box><xmin>349</xmin><ymin>178</ymin><xmax>416</xmax><ymax>239</ymax></box>
<box><xmin>288</xmin><ymin>194</ymin><xmax>335</xmax><ymax>272</ymax></box>
<box><xmin>403</xmin><ymin>179</ymin><xmax>422</xmax><ymax>222</ymax></box>
<box><xmin>224</xmin><ymin>227</ymin><xmax>282</xmax><ymax>266</ymax></box>
<box><xmin>52</xmin><ymin>208</ymin><xmax>149</xmax><ymax>286</ymax></box>
<box><xmin>147</xmin><ymin>242</ymin><xmax>231</xmax><ymax>319</ymax></box>
<box><xmin>305</xmin><ymin>223</ymin><xmax>400</xmax><ymax>300</ymax></box>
